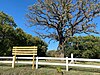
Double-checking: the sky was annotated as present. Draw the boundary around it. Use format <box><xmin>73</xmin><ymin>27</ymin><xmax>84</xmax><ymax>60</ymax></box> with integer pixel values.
<box><xmin>0</xmin><ymin>0</ymin><xmax>58</xmax><ymax>50</ymax></box>
<box><xmin>0</xmin><ymin>0</ymin><xmax>100</xmax><ymax>50</ymax></box>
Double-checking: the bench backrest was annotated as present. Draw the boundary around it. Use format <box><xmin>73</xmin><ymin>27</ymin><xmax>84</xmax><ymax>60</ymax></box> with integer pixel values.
<box><xmin>12</xmin><ymin>46</ymin><xmax>37</xmax><ymax>56</ymax></box>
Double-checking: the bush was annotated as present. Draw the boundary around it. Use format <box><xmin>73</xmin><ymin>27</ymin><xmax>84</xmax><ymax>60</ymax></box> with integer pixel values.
<box><xmin>82</xmin><ymin>50</ymin><xmax>96</xmax><ymax>58</ymax></box>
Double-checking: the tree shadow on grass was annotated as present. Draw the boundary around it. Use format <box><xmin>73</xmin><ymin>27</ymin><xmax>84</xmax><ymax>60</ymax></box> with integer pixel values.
<box><xmin>69</xmin><ymin>67</ymin><xmax>100</xmax><ymax>73</ymax></box>
<box><xmin>38</xmin><ymin>65</ymin><xmax>100</xmax><ymax>74</ymax></box>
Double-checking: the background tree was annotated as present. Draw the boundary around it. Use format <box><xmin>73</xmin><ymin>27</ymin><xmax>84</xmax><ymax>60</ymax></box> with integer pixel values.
<box><xmin>0</xmin><ymin>11</ymin><xmax>17</xmax><ymax>55</ymax></box>
<box><xmin>46</xmin><ymin>50</ymin><xmax>57</xmax><ymax>57</ymax></box>
<box><xmin>27</xmin><ymin>0</ymin><xmax>100</xmax><ymax>54</ymax></box>
<box><xmin>0</xmin><ymin>11</ymin><xmax>17</xmax><ymax>27</ymax></box>
<box><xmin>65</xmin><ymin>36</ymin><xmax>100</xmax><ymax>58</ymax></box>
<box><xmin>14</xmin><ymin>29</ymin><xmax>48</xmax><ymax>56</ymax></box>
<box><xmin>0</xmin><ymin>25</ymin><xmax>15</xmax><ymax>55</ymax></box>
<box><xmin>47</xmin><ymin>50</ymin><xmax>64</xmax><ymax>57</ymax></box>
<box><xmin>0</xmin><ymin>11</ymin><xmax>17</xmax><ymax>43</ymax></box>
<box><xmin>0</xmin><ymin>12</ymin><xmax>48</xmax><ymax>56</ymax></box>
<box><xmin>0</xmin><ymin>26</ymin><xmax>48</xmax><ymax>56</ymax></box>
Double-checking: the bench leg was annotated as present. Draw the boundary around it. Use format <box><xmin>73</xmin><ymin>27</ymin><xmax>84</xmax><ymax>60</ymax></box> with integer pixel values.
<box><xmin>32</xmin><ymin>56</ymin><xmax>34</xmax><ymax>70</ymax></box>
<box><xmin>12</xmin><ymin>56</ymin><xmax>16</xmax><ymax>68</ymax></box>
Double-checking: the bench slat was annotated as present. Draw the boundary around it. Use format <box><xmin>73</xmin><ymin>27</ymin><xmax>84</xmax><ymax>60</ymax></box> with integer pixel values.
<box><xmin>12</xmin><ymin>52</ymin><xmax>37</xmax><ymax>54</ymax></box>
<box><xmin>13</xmin><ymin>46</ymin><xmax>37</xmax><ymax>48</ymax></box>
<box><xmin>12</xmin><ymin>53</ymin><xmax>37</xmax><ymax>55</ymax></box>
<box><xmin>12</xmin><ymin>51</ymin><xmax>37</xmax><ymax>52</ymax></box>
<box><xmin>12</xmin><ymin>46</ymin><xmax>37</xmax><ymax>56</ymax></box>
<box><xmin>12</xmin><ymin>49</ymin><xmax>37</xmax><ymax>50</ymax></box>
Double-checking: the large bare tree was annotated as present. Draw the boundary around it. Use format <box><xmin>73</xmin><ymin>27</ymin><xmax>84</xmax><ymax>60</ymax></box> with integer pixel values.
<box><xmin>27</xmin><ymin>0</ymin><xmax>100</xmax><ymax>52</ymax></box>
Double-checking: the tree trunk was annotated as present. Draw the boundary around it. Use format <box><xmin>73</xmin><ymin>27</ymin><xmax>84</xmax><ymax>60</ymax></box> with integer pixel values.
<box><xmin>57</xmin><ymin>28</ymin><xmax>66</xmax><ymax>57</ymax></box>
<box><xmin>58</xmin><ymin>36</ymin><xmax>66</xmax><ymax>57</ymax></box>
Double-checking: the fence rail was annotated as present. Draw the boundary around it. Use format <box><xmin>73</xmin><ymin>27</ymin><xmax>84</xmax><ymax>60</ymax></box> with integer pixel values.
<box><xmin>68</xmin><ymin>58</ymin><xmax>100</xmax><ymax>62</ymax></box>
<box><xmin>36</xmin><ymin>57</ymin><xmax>100</xmax><ymax>71</ymax></box>
<box><xmin>0</xmin><ymin>56</ymin><xmax>33</xmax><ymax>64</ymax></box>
<box><xmin>0</xmin><ymin>56</ymin><xmax>100</xmax><ymax>71</ymax></box>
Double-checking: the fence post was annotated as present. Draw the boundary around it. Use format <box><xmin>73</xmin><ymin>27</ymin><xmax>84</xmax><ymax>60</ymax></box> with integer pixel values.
<box><xmin>71</xmin><ymin>53</ymin><xmax>74</xmax><ymax>64</ymax></box>
<box><xmin>66</xmin><ymin>57</ymin><xmax>68</xmax><ymax>71</ymax></box>
<box><xmin>36</xmin><ymin>57</ymin><xmax>38</xmax><ymax>69</ymax></box>
<box><xmin>12</xmin><ymin>55</ymin><xmax>16</xmax><ymax>68</ymax></box>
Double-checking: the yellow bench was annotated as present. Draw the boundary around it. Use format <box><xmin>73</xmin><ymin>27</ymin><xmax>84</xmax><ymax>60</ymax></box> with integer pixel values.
<box><xmin>12</xmin><ymin>46</ymin><xmax>37</xmax><ymax>69</ymax></box>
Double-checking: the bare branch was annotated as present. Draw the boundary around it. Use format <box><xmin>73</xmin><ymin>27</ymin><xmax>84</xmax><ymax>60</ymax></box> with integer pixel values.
<box><xmin>27</xmin><ymin>0</ymin><xmax>100</xmax><ymax>51</ymax></box>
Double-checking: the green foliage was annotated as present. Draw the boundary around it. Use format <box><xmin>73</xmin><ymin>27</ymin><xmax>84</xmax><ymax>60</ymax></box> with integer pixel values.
<box><xmin>56</xmin><ymin>67</ymin><xmax>62</xmax><ymax>73</ymax></box>
<box><xmin>82</xmin><ymin>50</ymin><xmax>96</xmax><ymax>58</ymax></box>
<box><xmin>0</xmin><ymin>26</ymin><xmax>48</xmax><ymax>56</ymax></box>
<box><xmin>0</xmin><ymin>25</ymin><xmax>15</xmax><ymax>56</ymax></box>
<box><xmin>65</xmin><ymin>36</ymin><xmax>100</xmax><ymax>58</ymax></box>
<box><xmin>0</xmin><ymin>11</ymin><xmax>17</xmax><ymax>27</ymax></box>
<box><xmin>0</xmin><ymin>12</ymin><xmax>48</xmax><ymax>56</ymax></box>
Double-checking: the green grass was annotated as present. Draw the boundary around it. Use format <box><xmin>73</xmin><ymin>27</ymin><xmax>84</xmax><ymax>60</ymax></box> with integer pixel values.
<box><xmin>0</xmin><ymin>66</ymin><xmax>100</xmax><ymax>75</ymax></box>
<box><xmin>0</xmin><ymin>62</ymin><xmax>100</xmax><ymax>75</ymax></box>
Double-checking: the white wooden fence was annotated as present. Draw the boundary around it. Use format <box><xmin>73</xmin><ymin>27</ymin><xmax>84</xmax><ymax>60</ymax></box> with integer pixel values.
<box><xmin>0</xmin><ymin>56</ymin><xmax>100</xmax><ymax>71</ymax></box>
<box><xmin>36</xmin><ymin>57</ymin><xmax>100</xmax><ymax>71</ymax></box>
<box><xmin>36</xmin><ymin>57</ymin><xmax>69</xmax><ymax>71</ymax></box>
<box><xmin>0</xmin><ymin>57</ymin><xmax>33</xmax><ymax>64</ymax></box>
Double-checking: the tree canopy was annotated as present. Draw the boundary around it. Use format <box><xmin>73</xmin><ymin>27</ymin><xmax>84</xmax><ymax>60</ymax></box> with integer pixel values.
<box><xmin>47</xmin><ymin>36</ymin><xmax>100</xmax><ymax>58</ymax></box>
<box><xmin>65</xmin><ymin>35</ymin><xmax>100</xmax><ymax>58</ymax></box>
<box><xmin>0</xmin><ymin>11</ymin><xmax>17</xmax><ymax>27</ymax></box>
<box><xmin>0</xmin><ymin>12</ymin><xmax>48</xmax><ymax>56</ymax></box>
<box><xmin>0</xmin><ymin>26</ymin><xmax>48</xmax><ymax>56</ymax></box>
<box><xmin>27</xmin><ymin>0</ymin><xmax>100</xmax><ymax>53</ymax></box>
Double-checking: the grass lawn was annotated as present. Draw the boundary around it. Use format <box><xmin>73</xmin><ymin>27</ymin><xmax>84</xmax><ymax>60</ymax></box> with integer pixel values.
<box><xmin>0</xmin><ymin>64</ymin><xmax>100</xmax><ymax>75</ymax></box>
<box><xmin>0</xmin><ymin>61</ymin><xmax>100</xmax><ymax>75</ymax></box>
